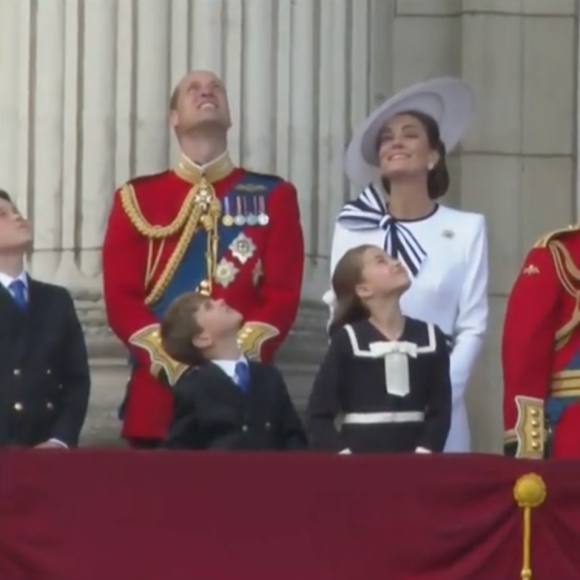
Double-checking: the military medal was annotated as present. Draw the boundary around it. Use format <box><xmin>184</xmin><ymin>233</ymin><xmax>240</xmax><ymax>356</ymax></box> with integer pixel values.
<box><xmin>257</xmin><ymin>195</ymin><xmax>269</xmax><ymax>226</ymax></box>
<box><xmin>245</xmin><ymin>197</ymin><xmax>258</xmax><ymax>226</ymax></box>
<box><xmin>234</xmin><ymin>196</ymin><xmax>246</xmax><ymax>226</ymax></box>
<box><xmin>214</xmin><ymin>258</ymin><xmax>239</xmax><ymax>288</ymax></box>
<box><xmin>222</xmin><ymin>197</ymin><xmax>234</xmax><ymax>227</ymax></box>
<box><xmin>229</xmin><ymin>233</ymin><xmax>256</xmax><ymax>265</ymax></box>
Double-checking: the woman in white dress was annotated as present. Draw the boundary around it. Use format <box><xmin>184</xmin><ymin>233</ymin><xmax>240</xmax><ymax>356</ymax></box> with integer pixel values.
<box><xmin>323</xmin><ymin>77</ymin><xmax>488</xmax><ymax>452</ymax></box>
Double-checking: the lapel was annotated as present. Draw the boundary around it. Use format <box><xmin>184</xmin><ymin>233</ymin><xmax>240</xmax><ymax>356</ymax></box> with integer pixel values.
<box><xmin>15</xmin><ymin>278</ymin><xmax>52</xmax><ymax>364</ymax></box>
<box><xmin>245</xmin><ymin>361</ymin><xmax>265</xmax><ymax>406</ymax></box>
<box><xmin>0</xmin><ymin>285</ymin><xmax>17</xmax><ymax>352</ymax></box>
<box><xmin>202</xmin><ymin>362</ymin><xmax>245</xmax><ymax>403</ymax></box>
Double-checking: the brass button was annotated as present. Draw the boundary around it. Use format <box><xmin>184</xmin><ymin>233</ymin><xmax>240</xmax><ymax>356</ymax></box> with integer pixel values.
<box><xmin>532</xmin><ymin>442</ymin><xmax>540</xmax><ymax>450</ymax></box>
<box><xmin>531</xmin><ymin>420</ymin><xmax>539</xmax><ymax>428</ymax></box>
<box><xmin>14</xmin><ymin>402</ymin><xmax>23</xmax><ymax>411</ymax></box>
<box><xmin>265</xmin><ymin>422</ymin><xmax>271</xmax><ymax>429</ymax></box>
<box><xmin>531</xmin><ymin>409</ymin><xmax>539</xmax><ymax>417</ymax></box>
<box><xmin>46</xmin><ymin>401</ymin><xmax>54</xmax><ymax>410</ymax></box>
<box><xmin>531</xmin><ymin>431</ymin><xmax>539</xmax><ymax>439</ymax></box>
<box><xmin>242</xmin><ymin>425</ymin><xmax>248</xmax><ymax>432</ymax></box>
<box><xmin>13</xmin><ymin>368</ymin><xmax>21</xmax><ymax>376</ymax></box>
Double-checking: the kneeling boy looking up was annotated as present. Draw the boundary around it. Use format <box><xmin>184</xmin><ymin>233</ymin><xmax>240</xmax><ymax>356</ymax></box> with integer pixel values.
<box><xmin>159</xmin><ymin>292</ymin><xmax>308</xmax><ymax>451</ymax></box>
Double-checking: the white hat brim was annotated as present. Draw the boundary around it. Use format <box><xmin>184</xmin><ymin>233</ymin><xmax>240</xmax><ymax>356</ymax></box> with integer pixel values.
<box><xmin>344</xmin><ymin>77</ymin><xmax>474</xmax><ymax>188</ymax></box>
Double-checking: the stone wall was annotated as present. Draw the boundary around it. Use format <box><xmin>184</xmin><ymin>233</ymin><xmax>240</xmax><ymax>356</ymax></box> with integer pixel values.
<box><xmin>0</xmin><ymin>0</ymin><xmax>578</xmax><ymax>449</ymax></box>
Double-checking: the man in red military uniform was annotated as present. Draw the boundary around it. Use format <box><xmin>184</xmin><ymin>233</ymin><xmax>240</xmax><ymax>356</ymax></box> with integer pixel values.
<box><xmin>102</xmin><ymin>70</ymin><xmax>305</xmax><ymax>448</ymax></box>
<box><xmin>502</xmin><ymin>224</ymin><xmax>580</xmax><ymax>459</ymax></box>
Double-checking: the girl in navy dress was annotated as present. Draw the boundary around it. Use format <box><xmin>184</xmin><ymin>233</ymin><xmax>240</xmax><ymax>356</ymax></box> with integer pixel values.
<box><xmin>308</xmin><ymin>244</ymin><xmax>451</xmax><ymax>454</ymax></box>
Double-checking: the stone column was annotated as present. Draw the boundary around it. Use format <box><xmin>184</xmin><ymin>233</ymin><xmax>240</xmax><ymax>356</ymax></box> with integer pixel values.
<box><xmin>458</xmin><ymin>0</ymin><xmax>577</xmax><ymax>452</ymax></box>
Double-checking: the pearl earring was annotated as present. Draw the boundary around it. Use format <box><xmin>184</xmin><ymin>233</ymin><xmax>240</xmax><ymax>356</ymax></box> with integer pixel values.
<box><xmin>427</xmin><ymin>162</ymin><xmax>434</xmax><ymax>171</ymax></box>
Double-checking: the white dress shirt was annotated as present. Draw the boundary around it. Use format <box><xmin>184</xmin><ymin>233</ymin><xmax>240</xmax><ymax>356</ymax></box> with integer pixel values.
<box><xmin>1</xmin><ymin>269</ymin><xmax>67</xmax><ymax>449</ymax></box>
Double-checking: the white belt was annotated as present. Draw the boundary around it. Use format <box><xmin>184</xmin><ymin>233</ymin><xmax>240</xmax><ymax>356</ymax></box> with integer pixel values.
<box><xmin>342</xmin><ymin>411</ymin><xmax>424</xmax><ymax>425</ymax></box>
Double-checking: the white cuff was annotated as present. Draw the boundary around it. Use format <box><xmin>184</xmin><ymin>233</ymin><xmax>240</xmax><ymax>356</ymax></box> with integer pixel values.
<box><xmin>415</xmin><ymin>447</ymin><xmax>432</xmax><ymax>454</ymax></box>
<box><xmin>338</xmin><ymin>448</ymin><xmax>352</xmax><ymax>455</ymax></box>
<box><xmin>48</xmin><ymin>438</ymin><xmax>69</xmax><ymax>449</ymax></box>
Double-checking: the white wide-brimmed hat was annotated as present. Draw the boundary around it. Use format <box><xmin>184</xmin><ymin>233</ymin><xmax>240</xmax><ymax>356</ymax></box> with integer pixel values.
<box><xmin>344</xmin><ymin>77</ymin><xmax>474</xmax><ymax>188</ymax></box>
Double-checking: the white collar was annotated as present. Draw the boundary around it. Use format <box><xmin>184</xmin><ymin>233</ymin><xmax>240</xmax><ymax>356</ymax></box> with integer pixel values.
<box><xmin>212</xmin><ymin>355</ymin><xmax>247</xmax><ymax>379</ymax></box>
<box><xmin>0</xmin><ymin>270</ymin><xmax>28</xmax><ymax>290</ymax></box>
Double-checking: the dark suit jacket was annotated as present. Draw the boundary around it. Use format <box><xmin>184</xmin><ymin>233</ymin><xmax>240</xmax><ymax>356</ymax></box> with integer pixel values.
<box><xmin>161</xmin><ymin>361</ymin><xmax>308</xmax><ymax>451</ymax></box>
<box><xmin>0</xmin><ymin>278</ymin><xmax>91</xmax><ymax>447</ymax></box>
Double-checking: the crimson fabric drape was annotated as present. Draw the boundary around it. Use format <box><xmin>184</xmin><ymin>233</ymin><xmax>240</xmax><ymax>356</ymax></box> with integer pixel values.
<box><xmin>0</xmin><ymin>450</ymin><xmax>579</xmax><ymax>580</ymax></box>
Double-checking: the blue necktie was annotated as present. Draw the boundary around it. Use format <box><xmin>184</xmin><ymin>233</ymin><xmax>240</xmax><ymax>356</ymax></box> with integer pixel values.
<box><xmin>9</xmin><ymin>279</ymin><xmax>27</xmax><ymax>310</ymax></box>
<box><xmin>234</xmin><ymin>361</ymin><xmax>250</xmax><ymax>392</ymax></box>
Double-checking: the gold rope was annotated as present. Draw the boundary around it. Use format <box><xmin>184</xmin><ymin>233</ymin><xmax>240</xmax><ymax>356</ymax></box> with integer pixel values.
<box><xmin>141</xmin><ymin>178</ymin><xmax>222</xmax><ymax>305</ymax></box>
<box><xmin>119</xmin><ymin>183</ymin><xmax>197</xmax><ymax>239</ymax></box>
<box><xmin>513</xmin><ymin>473</ymin><xmax>546</xmax><ymax>580</ymax></box>
<box><xmin>119</xmin><ymin>178</ymin><xmax>222</xmax><ymax>305</ymax></box>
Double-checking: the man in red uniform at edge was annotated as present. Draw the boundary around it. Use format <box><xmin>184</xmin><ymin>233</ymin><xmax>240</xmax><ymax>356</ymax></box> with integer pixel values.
<box><xmin>502</xmin><ymin>224</ymin><xmax>580</xmax><ymax>459</ymax></box>
<box><xmin>102</xmin><ymin>70</ymin><xmax>305</xmax><ymax>448</ymax></box>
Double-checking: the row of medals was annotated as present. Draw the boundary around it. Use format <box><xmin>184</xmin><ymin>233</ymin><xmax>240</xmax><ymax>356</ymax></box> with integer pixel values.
<box><xmin>221</xmin><ymin>198</ymin><xmax>270</xmax><ymax>227</ymax></box>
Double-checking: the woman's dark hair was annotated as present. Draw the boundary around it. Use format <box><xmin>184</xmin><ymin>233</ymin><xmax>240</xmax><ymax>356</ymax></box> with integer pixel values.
<box><xmin>0</xmin><ymin>189</ymin><xmax>12</xmax><ymax>203</ymax></box>
<box><xmin>329</xmin><ymin>244</ymin><xmax>376</xmax><ymax>336</ymax></box>
<box><xmin>379</xmin><ymin>110</ymin><xmax>450</xmax><ymax>199</ymax></box>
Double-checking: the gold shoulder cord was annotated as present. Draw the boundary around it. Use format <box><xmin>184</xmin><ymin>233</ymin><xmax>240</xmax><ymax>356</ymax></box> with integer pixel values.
<box><xmin>119</xmin><ymin>181</ymin><xmax>221</xmax><ymax>305</ymax></box>
<box><xmin>549</xmin><ymin>241</ymin><xmax>580</xmax><ymax>349</ymax></box>
<box><xmin>534</xmin><ymin>223</ymin><xmax>580</xmax><ymax>248</ymax></box>
<box><xmin>119</xmin><ymin>184</ymin><xmax>196</xmax><ymax>238</ymax></box>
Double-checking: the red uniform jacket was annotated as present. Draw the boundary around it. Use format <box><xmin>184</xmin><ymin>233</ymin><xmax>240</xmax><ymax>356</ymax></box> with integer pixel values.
<box><xmin>102</xmin><ymin>154</ymin><xmax>305</xmax><ymax>440</ymax></box>
<box><xmin>502</xmin><ymin>224</ymin><xmax>580</xmax><ymax>458</ymax></box>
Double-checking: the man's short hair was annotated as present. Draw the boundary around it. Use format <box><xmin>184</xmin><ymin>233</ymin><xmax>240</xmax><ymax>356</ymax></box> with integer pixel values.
<box><xmin>161</xmin><ymin>292</ymin><xmax>209</xmax><ymax>366</ymax></box>
<box><xmin>0</xmin><ymin>189</ymin><xmax>12</xmax><ymax>203</ymax></box>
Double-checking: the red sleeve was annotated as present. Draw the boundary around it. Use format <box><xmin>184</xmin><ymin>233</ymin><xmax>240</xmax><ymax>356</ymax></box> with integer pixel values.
<box><xmin>238</xmin><ymin>181</ymin><xmax>305</xmax><ymax>362</ymax></box>
<box><xmin>502</xmin><ymin>244</ymin><xmax>558</xmax><ymax>458</ymax></box>
<box><xmin>102</xmin><ymin>188</ymin><xmax>185</xmax><ymax>385</ymax></box>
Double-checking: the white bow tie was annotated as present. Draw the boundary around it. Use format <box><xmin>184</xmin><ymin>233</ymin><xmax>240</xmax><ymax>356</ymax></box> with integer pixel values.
<box><xmin>368</xmin><ymin>341</ymin><xmax>418</xmax><ymax>359</ymax></box>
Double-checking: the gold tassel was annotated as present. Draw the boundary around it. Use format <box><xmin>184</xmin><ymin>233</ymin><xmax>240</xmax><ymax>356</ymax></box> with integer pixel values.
<box><xmin>513</xmin><ymin>473</ymin><xmax>547</xmax><ymax>580</ymax></box>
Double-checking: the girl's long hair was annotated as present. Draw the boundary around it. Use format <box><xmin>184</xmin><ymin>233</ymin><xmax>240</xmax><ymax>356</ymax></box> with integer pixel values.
<box><xmin>329</xmin><ymin>244</ymin><xmax>374</xmax><ymax>336</ymax></box>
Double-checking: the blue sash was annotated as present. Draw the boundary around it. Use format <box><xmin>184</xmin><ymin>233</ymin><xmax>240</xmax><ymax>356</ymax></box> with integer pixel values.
<box><xmin>149</xmin><ymin>171</ymin><xmax>281</xmax><ymax>318</ymax></box>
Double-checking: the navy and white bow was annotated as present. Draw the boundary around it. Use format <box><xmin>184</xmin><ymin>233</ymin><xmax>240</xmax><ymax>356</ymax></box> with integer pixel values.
<box><xmin>337</xmin><ymin>184</ymin><xmax>427</xmax><ymax>277</ymax></box>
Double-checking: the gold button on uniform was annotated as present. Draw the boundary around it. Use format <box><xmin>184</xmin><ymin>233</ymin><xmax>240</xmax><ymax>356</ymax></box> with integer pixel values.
<box><xmin>14</xmin><ymin>402</ymin><xmax>23</xmax><ymax>411</ymax></box>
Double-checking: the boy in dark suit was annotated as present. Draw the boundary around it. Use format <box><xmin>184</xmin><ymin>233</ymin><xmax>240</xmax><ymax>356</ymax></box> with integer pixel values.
<box><xmin>0</xmin><ymin>189</ymin><xmax>91</xmax><ymax>448</ymax></box>
<box><xmin>159</xmin><ymin>291</ymin><xmax>307</xmax><ymax>450</ymax></box>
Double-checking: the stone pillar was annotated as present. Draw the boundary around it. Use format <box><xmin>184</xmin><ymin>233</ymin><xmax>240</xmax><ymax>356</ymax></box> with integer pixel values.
<box><xmin>0</xmin><ymin>0</ymin><xmax>391</xmax><ymax>442</ymax></box>
<box><xmin>458</xmin><ymin>0</ymin><xmax>577</xmax><ymax>452</ymax></box>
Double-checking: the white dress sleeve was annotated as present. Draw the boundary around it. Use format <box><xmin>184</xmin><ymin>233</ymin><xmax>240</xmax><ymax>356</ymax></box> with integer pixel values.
<box><xmin>450</xmin><ymin>215</ymin><xmax>489</xmax><ymax>405</ymax></box>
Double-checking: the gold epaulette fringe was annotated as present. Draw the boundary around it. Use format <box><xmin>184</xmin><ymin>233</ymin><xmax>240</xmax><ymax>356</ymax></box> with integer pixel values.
<box><xmin>533</xmin><ymin>223</ymin><xmax>580</xmax><ymax>248</ymax></box>
<box><xmin>119</xmin><ymin>183</ymin><xmax>197</xmax><ymax>239</ymax></box>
